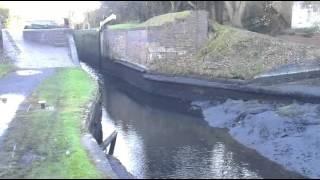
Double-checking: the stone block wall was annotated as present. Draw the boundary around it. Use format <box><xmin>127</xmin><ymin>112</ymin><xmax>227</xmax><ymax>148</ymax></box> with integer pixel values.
<box><xmin>23</xmin><ymin>28</ymin><xmax>72</xmax><ymax>47</ymax></box>
<box><xmin>74</xmin><ymin>30</ymin><xmax>100</xmax><ymax>65</ymax></box>
<box><xmin>0</xmin><ymin>23</ymin><xmax>3</xmax><ymax>49</ymax></box>
<box><xmin>102</xmin><ymin>10</ymin><xmax>208</xmax><ymax>72</ymax></box>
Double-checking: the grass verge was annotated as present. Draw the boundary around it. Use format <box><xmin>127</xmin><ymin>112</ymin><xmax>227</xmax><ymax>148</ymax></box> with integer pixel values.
<box><xmin>0</xmin><ymin>63</ymin><xmax>14</xmax><ymax>78</ymax></box>
<box><xmin>108</xmin><ymin>10</ymin><xmax>191</xmax><ymax>30</ymax></box>
<box><xmin>0</xmin><ymin>68</ymin><xmax>105</xmax><ymax>178</ymax></box>
<box><xmin>142</xmin><ymin>22</ymin><xmax>320</xmax><ymax>80</ymax></box>
<box><xmin>0</xmin><ymin>52</ymin><xmax>15</xmax><ymax>78</ymax></box>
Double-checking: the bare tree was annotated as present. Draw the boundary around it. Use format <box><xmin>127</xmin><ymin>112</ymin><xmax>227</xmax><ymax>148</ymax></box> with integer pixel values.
<box><xmin>224</xmin><ymin>1</ymin><xmax>247</xmax><ymax>27</ymax></box>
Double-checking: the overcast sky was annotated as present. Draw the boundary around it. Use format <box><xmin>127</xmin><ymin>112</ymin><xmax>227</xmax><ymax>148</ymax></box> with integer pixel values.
<box><xmin>0</xmin><ymin>1</ymin><xmax>101</xmax><ymax>23</ymax></box>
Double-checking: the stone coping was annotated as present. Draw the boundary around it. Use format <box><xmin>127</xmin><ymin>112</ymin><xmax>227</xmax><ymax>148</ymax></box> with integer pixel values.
<box><xmin>114</xmin><ymin>59</ymin><xmax>320</xmax><ymax>103</ymax></box>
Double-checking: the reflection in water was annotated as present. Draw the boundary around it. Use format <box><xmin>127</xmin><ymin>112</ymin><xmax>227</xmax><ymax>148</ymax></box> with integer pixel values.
<box><xmin>209</xmin><ymin>143</ymin><xmax>258</xmax><ymax>179</ymax></box>
<box><xmin>99</xmin><ymin>75</ymin><xmax>302</xmax><ymax>179</ymax></box>
<box><xmin>102</xmin><ymin>109</ymin><xmax>147</xmax><ymax>178</ymax></box>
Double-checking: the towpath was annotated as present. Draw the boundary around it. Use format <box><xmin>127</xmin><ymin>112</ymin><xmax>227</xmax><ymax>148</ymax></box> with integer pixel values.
<box><xmin>0</xmin><ymin>27</ymin><xmax>76</xmax><ymax>137</ymax></box>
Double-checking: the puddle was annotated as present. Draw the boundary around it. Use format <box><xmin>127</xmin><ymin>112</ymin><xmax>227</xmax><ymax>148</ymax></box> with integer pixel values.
<box><xmin>15</xmin><ymin>70</ymin><xmax>42</xmax><ymax>76</ymax></box>
<box><xmin>0</xmin><ymin>94</ymin><xmax>25</xmax><ymax>137</ymax></box>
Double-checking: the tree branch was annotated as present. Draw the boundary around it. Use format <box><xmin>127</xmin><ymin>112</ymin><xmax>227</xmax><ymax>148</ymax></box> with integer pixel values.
<box><xmin>187</xmin><ymin>1</ymin><xmax>197</xmax><ymax>9</ymax></box>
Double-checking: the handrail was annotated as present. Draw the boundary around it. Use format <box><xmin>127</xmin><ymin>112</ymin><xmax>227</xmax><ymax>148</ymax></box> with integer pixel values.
<box><xmin>100</xmin><ymin>130</ymin><xmax>118</xmax><ymax>155</ymax></box>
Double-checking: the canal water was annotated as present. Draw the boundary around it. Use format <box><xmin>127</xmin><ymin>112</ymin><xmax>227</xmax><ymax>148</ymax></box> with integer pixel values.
<box><xmin>82</xmin><ymin>64</ymin><xmax>302</xmax><ymax>179</ymax></box>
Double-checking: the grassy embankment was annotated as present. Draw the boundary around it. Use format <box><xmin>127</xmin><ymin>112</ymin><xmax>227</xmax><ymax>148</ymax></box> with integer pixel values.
<box><xmin>0</xmin><ymin>68</ymin><xmax>107</xmax><ymax>178</ymax></box>
<box><xmin>108</xmin><ymin>9</ymin><xmax>320</xmax><ymax>80</ymax></box>
<box><xmin>145</xmin><ymin>22</ymin><xmax>320</xmax><ymax>80</ymax></box>
<box><xmin>196</xmin><ymin>23</ymin><xmax>320</xmax><ymax>79</ymax></box>
<box><xmin>0</xmin><ymin>53</ymin><xmax>15</xmax><ymax>78</ymax></box>
<box><xmin>0</xmin><ymin>64</ymin><xmax>14</xmax><ymax>78</ymax></box>
<box><xmin>108</xmin><ymin>10</ymin><xmax>191</xmax><ymax>30</ymax></box>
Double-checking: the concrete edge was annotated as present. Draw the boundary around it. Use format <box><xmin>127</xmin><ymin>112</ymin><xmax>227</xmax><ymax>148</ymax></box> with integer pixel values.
<box><xmin>107</xmin><ymin>59</ymin><xmax>320</xmax><ymax>103</ymax></box>
<box><xmin>23</xmin><ymin>28</ymin><xmax>72</xmax><ymax>32</ymax></box>
<box><xmin>3</xmin><ymin>29</ymin><xmax>21</xmax><ymax>54</ymax></box>
<box><xmin>251</xmin><ymin>69</ymin><xmax>320</xmax><ymax>85</ymax></box>
<box><xmin>81</xmin><ymin>84</ymin><xmax>119</xmax><ymax>179</ymax></box>
<box><xmin>114</xmin><ymin>59</ymin><xmax>146</xmax><ymax>73</ymax></box>
<box><xmin>106</xmin><ymin>155</ymin><xmax>136</xmax><ymax>179</ymax></box>
<box><xmin>81</xmin><ymin>134</ymin><xmax>119</xmax><ymax>179</ymax></box>
<box><xmin>67</xmin><ymin>34</ymin><xmax>80</xmax><ymax>66</ymax></box>
<box><xmin>144</xmin><ymin>73</ymin><xmax>320</xmax><ymax>103</ymax></box>
<box><xmin>81</xmin><ymin>69</ymin><xmax>134</xmax><ymax>179</ymax></box>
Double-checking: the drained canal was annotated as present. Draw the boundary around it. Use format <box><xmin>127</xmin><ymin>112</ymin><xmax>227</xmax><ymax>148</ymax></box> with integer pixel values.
<box><xmin>83</xmin><ymin>64</ymin><xmax>303</xmax><ymax>179</ymax></box>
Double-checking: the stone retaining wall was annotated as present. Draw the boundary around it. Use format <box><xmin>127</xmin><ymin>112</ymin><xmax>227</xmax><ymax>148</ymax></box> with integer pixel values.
<box><xmin>102</xmin><ymin>11</ymin><xmax>208</xmax><ymax>72</ymax></box>
<box><xmin>23</xmin><ymin>28</ymin><xmax>72</xmax><ymax>47</ymax></box>
<box><xmin>0</xmin><ymin>24</ymin><xmax>3</xmax><ymax>49</ymax></box>
<box><xmin>74</xmin><ymin>30</ymin><xmax>100</xmax><ymax>65</ymax></box>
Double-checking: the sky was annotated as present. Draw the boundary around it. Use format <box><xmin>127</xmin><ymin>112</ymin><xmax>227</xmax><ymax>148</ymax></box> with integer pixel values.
<box><xmin>0</xmin><ymin>1</ymin><xmax>101</xmax><ymax>24</ymax></box>
<box><xmin>291</xmin><ymin>1</ymin><xmax>320</xmax><ymax>28</ymax></box>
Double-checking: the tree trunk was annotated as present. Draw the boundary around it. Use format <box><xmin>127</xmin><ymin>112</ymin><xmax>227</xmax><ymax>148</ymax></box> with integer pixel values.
<box><xmin>214</xmin><ymin>1</ymin><xmax>224</xmax><ymax>24</ymax></box>
<box><xmin>224</xmin><ymin>1</ymin><xmax>247</xmax><ymax>28</ymax></box>
<box><xmin>187</xmin><ymin>1</ymin><xmax>197</xmax><ymax>9</ymax></box>
<box><xmin>170</xmin><ymin>1</ymin><xmax>175</xmax><ymax>12</ymax></box>
<box><xmin>175</xmin><ymin>1</ymin><xmax>183</xmax><ymax>11</ymax></box>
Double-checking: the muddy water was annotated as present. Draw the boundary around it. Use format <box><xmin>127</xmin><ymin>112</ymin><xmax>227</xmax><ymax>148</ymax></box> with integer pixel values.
<box><xmin>97</xmin><ymin>75</ymin><xmax>303</xmax><ymax>179</ymax></box>
<box><xmin>80</xmin><ymin>63</ymin><xmax>302</xmax><ymax>179</ymax></box>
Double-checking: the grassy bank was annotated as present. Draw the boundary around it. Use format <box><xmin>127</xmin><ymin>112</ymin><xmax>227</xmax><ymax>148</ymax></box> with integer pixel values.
<box><xmin>107</xmin><ymin>11</ymin><xmax>320</xmax><ymax>80</ymax></box>
<box><xmin>0</xmin><ymin>63</ymin><xmax>14</xmax><ymax>78</ymax></box>
<box><xmin>195</xmin><ymin>23</ymin><xmax>320</xmax><ymax>80</ymax></box>
<box><xmin>0</xmin><ymin>52</ymin><xmax>15</xmax><ymax>78</ymax></box>
<box><xmin>108</xmin><ymin>10</ymin><xmax>191</xmax><ymax>30</ymax></box>
<box><xmin>0</xmin><ymin>68</ymin><xmax>106</xmax><ymax>178</ymax></box>
<box><xmin>154</xmin><ymin>23</ymin><xmax>320</xmax><ymax>80</ymax></box>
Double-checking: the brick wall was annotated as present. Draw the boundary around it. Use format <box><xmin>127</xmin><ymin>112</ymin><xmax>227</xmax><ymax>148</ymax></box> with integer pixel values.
<box><xmin>102</xmin><ymin>10</ymin><xmax>208</xmax><ymax>72</ymax></box>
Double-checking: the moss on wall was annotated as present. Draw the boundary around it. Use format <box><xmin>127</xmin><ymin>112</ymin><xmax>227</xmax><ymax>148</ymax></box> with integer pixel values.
<box><xmin>108</xmin><ymin>11</ymin><xmax>191</xmax><ymax>30</ymax></box>
<box><xmin>195</xmin><ymin>23</ymin><xmax>320</xmax><ymax>80</ymax></box>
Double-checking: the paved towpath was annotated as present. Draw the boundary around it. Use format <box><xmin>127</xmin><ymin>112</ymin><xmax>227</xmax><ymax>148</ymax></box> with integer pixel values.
<box><xmin>3</xmin><ymin>28</ymin><xmax>75</xmax><ymax>69</ymax></box>
<box><xmin>0</xmin><ymin>27</ymin><xmax>76</xmax><ymax>137</ymax></box>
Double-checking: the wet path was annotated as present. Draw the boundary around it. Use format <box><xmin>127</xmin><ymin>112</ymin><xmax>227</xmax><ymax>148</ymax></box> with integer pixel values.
<box><xmin>3</xmin><ymin>28</ymin><xmax>75</xmax><ymax>69</ymax></box>
<box><xmin>0</xmin><ymin>69</ymin><xmax>54</xmax><ymax>136</ymax></box>
<box><xmin>0</xmin><ymin>28</ymin><xmax>76</xmax><ymax>138</ymax></box>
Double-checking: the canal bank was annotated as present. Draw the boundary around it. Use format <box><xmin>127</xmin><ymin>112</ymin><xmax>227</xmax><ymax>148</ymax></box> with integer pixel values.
<box><xmin>82</xmin><ymin>56</ymin><xmax>320</xmax><ymax>104</ymax></box>
<box><xmin>74</xmin><ymin>9</ymin><xmax>320</xmax><ymax>104</ymax></box>
<box><xmin>89</xmin><ymin>67</ymin><xmax>304</xmax><ymax>179</ymax></box>
<box><xmin>75</xmin><ymin>29</ymin><xmax>320</xmax><ymax>104</ymax></box>
<box><xmin>73</xmin><ymin>10</ymin><xmax>320</xmax><ymax>178</ymax></box>
<box><xmin>0</xmin><ymin>66</ymin><xmax>133</xmax><ymax>178</ymax></box>
<box><xmin>0</xmin><ymin>27</ymin><xmax>136</xmax><ymax>178</ymax></box>
<box><xmin>75</xmin><ymin>28</ymin><xmax>320</xmax><ymax>178</ymax></box>
<box><xmin>92</xmin><ymin>58</ymin><xmax>319</xmax><ymax>178</ymax></box>
<box><xmin>0</xmin><ymin>68</ymin><xmax>114</xmax><ymax>178</ymax></box>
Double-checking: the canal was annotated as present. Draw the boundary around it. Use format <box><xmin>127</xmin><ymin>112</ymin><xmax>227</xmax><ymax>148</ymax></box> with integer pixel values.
<box><xmin>83</xmin><ymin>63</ymin><xmax>303</xmax><ymax>179</ymax></box>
